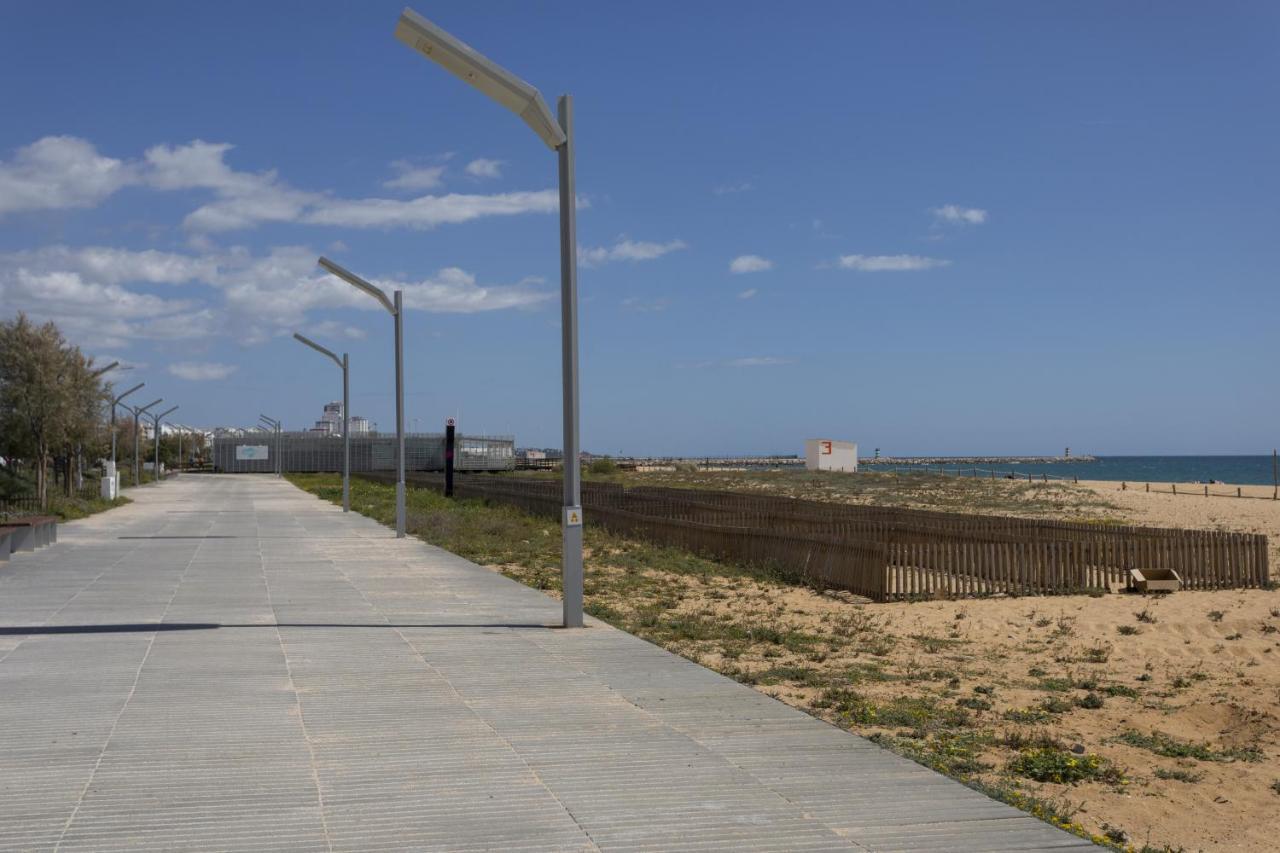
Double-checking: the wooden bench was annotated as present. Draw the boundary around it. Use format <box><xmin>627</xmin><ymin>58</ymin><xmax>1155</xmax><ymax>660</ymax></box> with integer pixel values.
<box><xmin>0</xmin><ymin>515</ymin><xmax>58</xmax><ymax>554</ymax></box>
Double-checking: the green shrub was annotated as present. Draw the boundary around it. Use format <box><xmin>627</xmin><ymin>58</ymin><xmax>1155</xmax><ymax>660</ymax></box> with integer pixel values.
<box><xmin>1008</xmin><ymin>747</ymin><xmax>1124</xmax><ymax>785</ymax></box>
<box><xmin>1115</xmin><ymin>730</ymin><xmax>1263</xmax><ymax>763</ymax></box>
<box><xmin>587</xmin><ymin>457</ymin><xmax>619</xmax><ymax>475</ymax></box>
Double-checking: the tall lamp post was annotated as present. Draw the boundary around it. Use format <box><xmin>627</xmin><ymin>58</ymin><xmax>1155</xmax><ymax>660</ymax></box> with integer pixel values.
<box><xmin>259</xmin><ymin>416</ymin><xmax>281</xmax><ymax>477</ymax></box>
<box><xmin>129</xmin><ymin>399</ymin><xmax>163</xmax><ymax>487</ymax></box>
<box><xmin>77</xmin><ymin>361</ymin><xmax>120</xmax><ymax>490</ymax></box>
<box><xmin>152</xmin><ymin>406</ymin><xmax>178</xmax><ymax>483</ymax></box>
<box><xmin>317</xmin><ymin>257</ymin><xmax>405</xmax><ymax>537</ymax></box>
<box><xmin>110</xmin><ymin>381</ymin><xmax>145</xmax><ymax>491</ymax></box>
<box><xmin>293</xmin><ymin>332</ymin><xmax>351</xmax><ymax>512</ymax></box>
<box><xmin>394</xmin><ymin>8</ymin><xmax>584</xmax><ymax>626</ymax></box>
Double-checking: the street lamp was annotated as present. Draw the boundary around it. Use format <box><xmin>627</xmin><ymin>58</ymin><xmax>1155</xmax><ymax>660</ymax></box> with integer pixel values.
<box><xmin>152</xmin><ymin>406</ymin><xmax>178</xmax><ymax>483</ymax></box>
<box><xmin>293</xmin><ymin>332</ymin><xmax>351</xmax><ymax>512</ymax></box>
<box><xmin>109</xmin><ymin>381</ymin><xmax>144</xmax><ymax>493</ymax></box>
<box><xmin>394</xmin><ymin>7</ymin><xmax>584</xmax><ymax>626</ymax></box>
<box><xmin>129</xmin><ymin>398</ymin><xmax>162</xmax><ymax>487</ymax></box>
<box><xmin>317</xmin><ymin>257</ymin><xmax>405</xmax><ymax>537</ymax></box>
<box><xmin>259</xmin><ymin>415</ymin><xmax>281</xmax><ymax>477</ymax></box>
<box><xmin>71</xmin><ymin>361</ymin><xmax>121</xmax><ymax>491</ymax></box>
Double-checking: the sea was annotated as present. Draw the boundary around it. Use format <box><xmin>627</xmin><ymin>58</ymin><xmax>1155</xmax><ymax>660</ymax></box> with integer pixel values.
<box><xmin>899</xmin><ymin>455</ymin><xmax>1279</xmax><ymax>486</ymax></box>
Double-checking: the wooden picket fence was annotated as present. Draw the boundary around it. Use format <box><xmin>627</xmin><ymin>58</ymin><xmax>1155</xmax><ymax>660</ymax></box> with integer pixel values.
<box><xmin>364</xmin><ymin>472</ymin><xmax>1270</xmax><ymax>602</ymax></box>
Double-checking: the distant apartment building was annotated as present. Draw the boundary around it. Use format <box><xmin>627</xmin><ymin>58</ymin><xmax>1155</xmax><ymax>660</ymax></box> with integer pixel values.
<box><xmin>305</xmin><ymin>402</ymin><xmax>374</xmax><ymax>437</ymax></box>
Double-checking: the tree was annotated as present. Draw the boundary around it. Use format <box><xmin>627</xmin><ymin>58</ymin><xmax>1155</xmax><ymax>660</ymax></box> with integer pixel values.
<box><xmin>0</xmin><ymin>314</ymin><xmax>111</xmax><ymax>507</ymax></box>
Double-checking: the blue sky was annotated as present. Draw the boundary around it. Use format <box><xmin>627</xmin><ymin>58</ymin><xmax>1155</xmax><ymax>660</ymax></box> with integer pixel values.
<box><xmin>1</xmin><ymin>1</ymin><xmax>1276</xmax><ymax>456</ymax></box>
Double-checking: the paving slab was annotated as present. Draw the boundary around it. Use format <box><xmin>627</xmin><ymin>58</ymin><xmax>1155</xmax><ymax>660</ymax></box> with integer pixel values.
<box><xmin>0</xmin><ymin>475</ymin><xmax>1093</xmax><ymax>852</ymax></box>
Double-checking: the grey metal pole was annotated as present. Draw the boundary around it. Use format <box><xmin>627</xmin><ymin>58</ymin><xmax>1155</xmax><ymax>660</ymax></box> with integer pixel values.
<box><xmin>133</xmin><ymin>411</ymin><xmax>141</xmax><ymax>487</ymax></box>
<box><xmin>343</xmin><ymin>353</ymin><xmax>351</xmax><ymax>513</ymax></box>
<box><xmin>177</xmin><ymin>428</ymin><xmax>182</xmax><ymax>474</ymax></box>
<box><xmin>394</xmin><ymin>290</ymin><xmax>406</xmax><ymax>538</ymax></box>
<box><xmin>557</xmin><ymin>95</ymin><xmax>584</xmax><ymax>628</ymax></box>
<box><xmin>152</xmin><ymin>416</ymin><xmax>160</xmax><ymax>483</ymax></box>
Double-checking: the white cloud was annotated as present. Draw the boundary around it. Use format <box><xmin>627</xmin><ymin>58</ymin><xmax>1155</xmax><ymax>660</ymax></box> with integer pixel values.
<box><xmin>725</xmin><ymin>356</ymin><xmax>793</xmax><ymax>367</ymax></box>
<box><xmin>0</xmin><ymin>242</ymin><xmax>550</xmax><ymax>350</ymax></box>
<box><xmin>303</xmin><ymin>190</ymin><xmax>561</xmax><ymax>231</ymax></box>
<box><xmin>737</xmin><ymin>288</ymin><xmax>758</xmax><ymax>300</ymax></box>
<box><xmin>0</xmin><ymin>135</ymin><xmax>569</xmax><ymax>235</ymax></box>
<box><xmin>0</xmin><ymin>264</ymin><xmax>203</xmax><ymax>349</ymax></box>
<box><xmin>143</xmin><ymin>140</ymin><xmax>315</xmax><ymax>231</ymax></box>
<box><xmin>729</xmin><ymin>254</ymin><xmax>772</xmax><ymax>274</ymax></box>
<box><xmin>932</xmin><ymin>204</ymin><xmax>987</xmax><ymax>225</ymax></box>
<box><xmin>0</xmin><ymin>136</ymin><xmax>138</xmax><ymax>217</ymax></box>
<box><xmin>401</xmin><ymin>268</ymin><xmax>550</xmax><ymax>313</ymax></box>
<box><xmin>302</xmin><ymin>320</ymin><xmax>366</xmax><ymax>341</ymax></box>
<box><xmin>168</xmin><ymin>361</ymin><xmax>238</xmax><ymax>381</ymax></box>
<box><xmin>836</xmin><ymin>254</ymin><xmax>951</xmax><ymax>272</ymax></box>
<box><xmin>465</xmin><ymin>158</ymin><xmax>504</xmax><ymax>179</ymax></box>
<box><xmin>384</xmin><ymin>160</ymin><xmax>446</xmax><ymax>191</ymax></box>
<box><xmin>579</xmin><ymin>238</ymin><xmax>687</xmax><ymax>267</ymax></box>
<box><xmin>713</xmin><ymin>181</ymin><xmax>753</xmax><ymax>195</ymax></box>
<box><xmin>5</xmin><ymin>245</ymin><xmax>218</xmax><ymax>285</ymax></box>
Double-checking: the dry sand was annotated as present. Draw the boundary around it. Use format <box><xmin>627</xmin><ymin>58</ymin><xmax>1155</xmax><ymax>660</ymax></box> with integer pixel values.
<box><xmin>1075</xmin><ymin>480</ymin><xmax>1280</xmax><ymax>567</ymax></box>
<box><xmin>501</xmin><ymin>471</ymin><xmax>1280</xmax><ymax>850</ymax></box>
<box><xmin>613</xmin><ymin>476</ymin><xmax>1280</xmax><ymax>851</ymax></box>
<box><xmin>659</xmin><ymin>577</ymin><xmax>1280</xmax><ymax>852</ymax></box>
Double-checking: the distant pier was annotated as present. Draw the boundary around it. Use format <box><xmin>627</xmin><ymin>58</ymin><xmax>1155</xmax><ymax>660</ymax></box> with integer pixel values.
<box><xmin>864</xmin><ymin>455</ymin><xmax>1095</xmax><ymax>466</ymax></box>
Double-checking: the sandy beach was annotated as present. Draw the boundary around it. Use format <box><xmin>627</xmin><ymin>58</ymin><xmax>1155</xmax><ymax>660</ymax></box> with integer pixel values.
<box><xmin>1075</xmin><ymin>479</ymin><xmax>1280</xmax><ymax>566</ymax></box>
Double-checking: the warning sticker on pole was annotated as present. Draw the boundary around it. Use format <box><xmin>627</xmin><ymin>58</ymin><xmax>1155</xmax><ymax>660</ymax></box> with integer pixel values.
<box><xmin>564</xmin><ymin>506</ymin><xmax>583</xmax><ymax>527</ymax></box>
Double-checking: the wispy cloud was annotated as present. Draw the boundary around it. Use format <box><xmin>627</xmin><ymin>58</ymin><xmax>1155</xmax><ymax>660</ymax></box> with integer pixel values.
<box><xmin>713</xmin><ymin>181</ymin><xmax>753</xmax><ymax>195</ymax></box>
<box><xmin>620</xmin><ymin>296</ymin><xmax>670</xmax><ymax>313</ymax></box>
<box><xmin>301</xmin><ymin>320</ymin><xmax>366</xmax><ymax>341</ymax></box>
<box><xmin>579</xmin><ymin>238</ymin><xmax>687</xmax><ymax>267</ymax></box>
<box><xmin>729</xmin><ymin>254</ymin><xmax>772</xmax><ymax>274</ymax></box>
<box><xmin>725</xmin><ymin>356</ymin><xmax>793</xmax><ymax>367</ymax></box>
<box><xmin>836</xmin><ymin>254</ymin><xmax>951</xmax><ymax>272</ymax></box>
<box><xmin>680</xmin><ymin>355</ymin><xmax>794</xmax><ymax>368</ymax></box>
<box><xmin>300</xmin><ymin>191</ymin><xmax>562</xmax><ymax>231</ymax></box>
<box><xmin>931</xmin><ymin>204</ymin><xmax>987</xmax><ymax>225</ymax></box>
<box><xmin>0</xmin><ymin>135</ymin><xmax>566</xmax><ymax>233</ymax></box>
<box><xmin>737</xmin><ymin>288</ymin><xmax>758</xmax><ymax>300</ymax></box>
<box><xmin>465</xmin><ymin>158</ymin><xmax>504</xmax><ymax>179</ymax></box>
<box><xmin>383</xmin><ymin>160</ymin><xmax>446</xmax><ymax>191</ymax></box>
<box><xmin>168</xmin><ymin>361</ymin><xmax>238</xmax><ymax>381</ymax></box>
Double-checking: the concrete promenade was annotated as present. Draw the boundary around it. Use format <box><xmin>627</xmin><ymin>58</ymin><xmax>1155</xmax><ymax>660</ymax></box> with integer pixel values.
<box><xmin>0</xmin><ymin>475</ymin><xmax>1090</xmax><ymax>852</ymax></box>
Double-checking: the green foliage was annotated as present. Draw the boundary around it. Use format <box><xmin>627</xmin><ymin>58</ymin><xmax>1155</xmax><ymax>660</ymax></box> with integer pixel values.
<box><xmin>587</xmin><ymin>457</ymin><xmax>619</xmax><ymax>475</ymax></box>
<box><xmin>1008</xmin><ymin>747</ymin><xmax>1124</xmax><ymax>785</ymax></box>
<box><xmin>1102</xmin><ymin>684</ymin><xmax>1139</xmax><ymax>698</ymax></box>
<box><xmin>0</xmin><ymin>314</ymin><xmax>115</xmax><ymax>507</ymax></box>
<box><xmin>1076</xmin><ymin>692</ymin><xmax>1105</xmax><ymax>710</ymax></box>
<box><xmin>1114</xmin><ymin>730</ymin><xmax>1263</xmax><ymax>763</ymax></box>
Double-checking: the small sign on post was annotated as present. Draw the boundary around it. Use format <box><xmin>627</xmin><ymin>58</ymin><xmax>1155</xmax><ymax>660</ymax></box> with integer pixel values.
<box><xmin>564</xmin><ymin>506</ymin><xmax>583</xmax><ymax>527</ymax></box>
